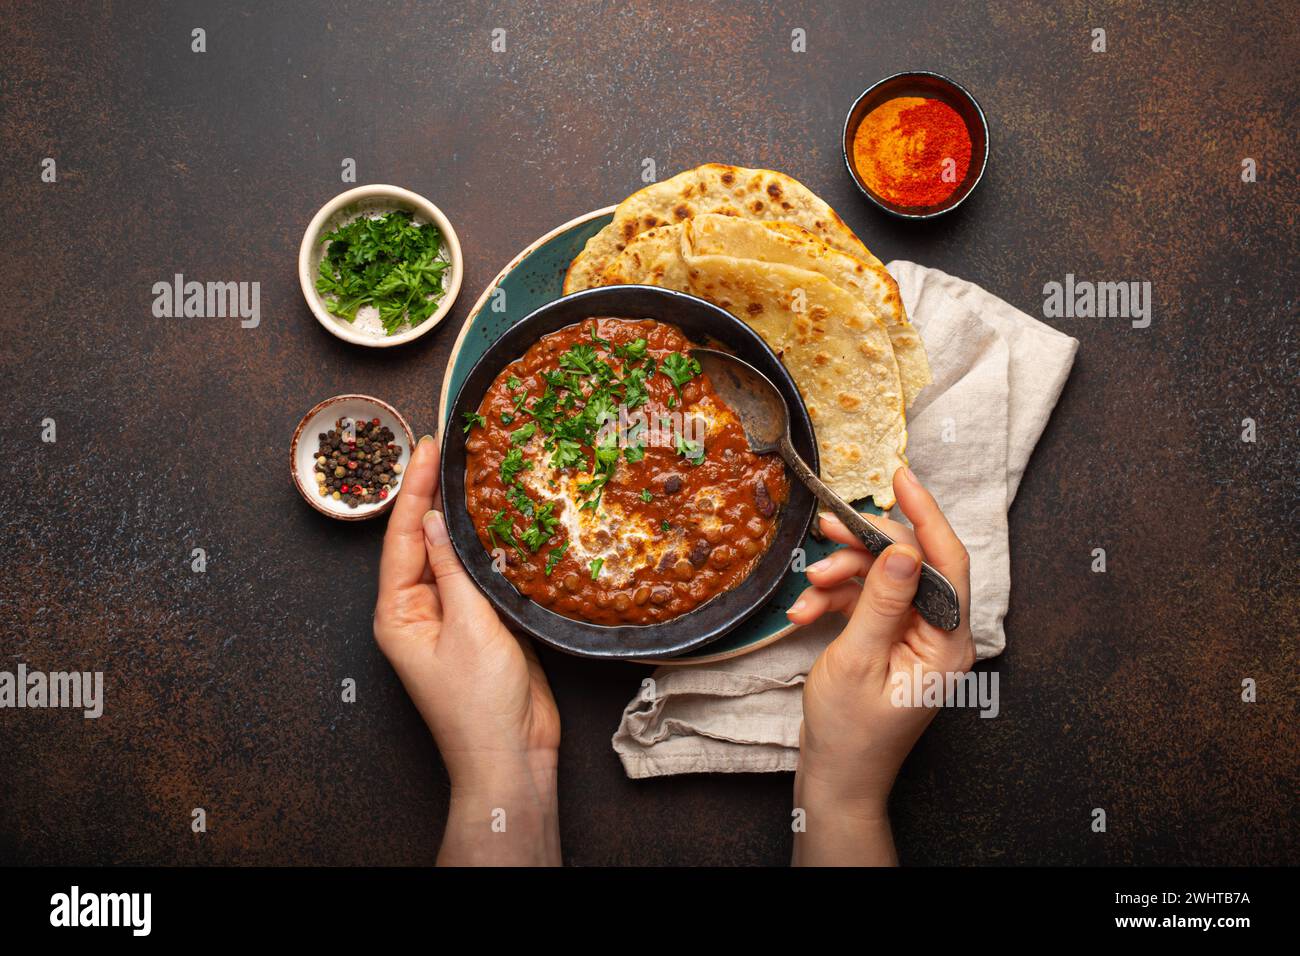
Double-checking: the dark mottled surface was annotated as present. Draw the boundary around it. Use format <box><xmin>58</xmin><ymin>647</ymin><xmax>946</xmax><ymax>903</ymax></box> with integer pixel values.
<box><xmin>1</xmin><ymin>1</ymin><xmax>1295</xmax><ymax>866</ymax></box>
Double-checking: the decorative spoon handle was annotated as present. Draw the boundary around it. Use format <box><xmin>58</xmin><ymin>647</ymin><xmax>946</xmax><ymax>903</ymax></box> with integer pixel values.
<box><xmin>780</xmin><ymin>436</ymin><xmax>962</xmax><ymax>631</ymax></box>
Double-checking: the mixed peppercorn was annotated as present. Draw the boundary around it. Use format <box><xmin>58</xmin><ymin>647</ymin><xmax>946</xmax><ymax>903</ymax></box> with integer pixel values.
<box><xmin>313</xmin><ymin>417</ymin><xmax>404</xmax><ymax>508</ymax></box>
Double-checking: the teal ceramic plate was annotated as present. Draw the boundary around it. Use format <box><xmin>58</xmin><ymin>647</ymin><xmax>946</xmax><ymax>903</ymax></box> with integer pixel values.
<box><xmin>436</xmin><ymin>208</ymin><xmax>880</xmax><ymax>665</ymax></box>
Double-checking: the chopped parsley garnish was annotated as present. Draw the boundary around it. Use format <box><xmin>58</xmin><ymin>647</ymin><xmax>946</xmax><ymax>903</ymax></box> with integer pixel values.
<box><xmin>463</xmin><ymin>411</ymin><xmax>486</xmax><ymax>433</ymax></box>
<box><xmin>589</xmin><ymin>558</ymin><xmax>604</xmax><ymax>580</ymax></box>
<box><xmin>544</xmin><ymin>542</ymin><xmax>568</xmax><ymax>576</ymax></box>
<box><xmin>487</xmin><ymin>510</ymin><xmax>525</xmax><ymax>558</ymax></box>
<box><xmin>578</xmin><ymin>431</ymin><xmax>620</xmax><ymax>510</ymax></box>
<box><xmin>676</xmin><ymin>433</ymin><xmax>705</xmax><ymax>464</ymax></box>
<box><xmin>640</xmin><ymin>489</ymin><xmax>653</xmax><ymax>503</ymax></box>
<box><xmin>593</xmin><ymin>430</ymin><xmax>620</xmax><ymax>470</ymax></box>
<box><xmin>661</xmin><ymin>520</ymin><xmax>671</xmax><ymax>532</ymax></box>
<box><xmin>559</xmin><ymin>343</ymin><xmax>599</xmax><ymax>376</ymax></box>
<box><xmin>615</xmin><ymin>338</ymin><xmax>648</xmax><ymax>361</ymax></box>
<box><xmin>529</xmin><ymin>389</ymin><xmax>561</xmax><ymax>430</ymax></box>
<box><xmin>506</xmin><ymin>484</ymin><xmax>535</xmax><ymax>517</ymax></box>
<box><xmin>500</xmin><ymin>447</ymin><xmax>531</xmax><ymax>485</ymax></box>
<box><xmin>480</xmin><ymin>330</ymin><xmax>713</xmax><ymax>526</ymax></box>
<box><xmin>520</xmin><ymin>502</ymin><xmax>559</xmax><ymax>552</ymax></box>
<box><xmin>585</xmin><ymin>392</ymin><xmax>618</xmax><ymax>427</ymax></box>
<box><xmin>315</xmin><ymin>210</ymin><xmax>449</xmax><ymax>335</ymax></box>
<box><xmin>549</xmin><ymin>438</ymin><xmax>585</xmax><ymax>470</ymax></box>
<box><xmin>543</xmin><ymin>369</ymin><xmax>585</xmax><ymax>394</ymax></box>
<box><xmin>661</xmin><ymin>352</ymin><xmax>702</xmax><ymax>390</ymax></box>
<box><xmin>622</xmin><ymin>365</ymin><xmax>650</xmax><ymax>409</ymax></box>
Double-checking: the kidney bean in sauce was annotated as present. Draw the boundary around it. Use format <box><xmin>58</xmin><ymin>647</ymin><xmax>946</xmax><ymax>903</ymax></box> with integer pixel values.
<box><xmin>463</xmin><ymin>317</ymin><xmax>789</xmax><ymax>627</ymax></box>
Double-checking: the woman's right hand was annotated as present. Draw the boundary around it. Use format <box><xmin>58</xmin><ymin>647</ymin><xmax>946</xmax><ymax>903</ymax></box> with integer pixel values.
<box><xmin>787</xmin><ymin>466</ymin><xmax>976</xmax><ymax>865</ymax></box>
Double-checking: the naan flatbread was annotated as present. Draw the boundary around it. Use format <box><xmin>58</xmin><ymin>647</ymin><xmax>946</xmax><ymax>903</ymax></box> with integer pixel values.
<box><xmin>601</xmin><ymin>229</ymin><xmax>907</xmax><ymax>507</ymax></box>
<box><xmin>599</xmin><ymin>223</ymin><xmax>691</xmax><ymax>290</ymax></box>
<box><xmin>688</xmin><ymin>257</ymin><xmax>907</xmax><ymax>507</ymax></box>
<box><xmin>687</xmin><ymin>214</ymin><xmax>931</xmax><ymax>406</ymax></box>
<box><xmin>564</xmin><ymin>163</ymin><xmax>876</xmax><ymax>294</ymax></box>
<box><xmin>608</xmin><ymin>216</ymin><xmax>931</xmax><ymax>407</ymax></box>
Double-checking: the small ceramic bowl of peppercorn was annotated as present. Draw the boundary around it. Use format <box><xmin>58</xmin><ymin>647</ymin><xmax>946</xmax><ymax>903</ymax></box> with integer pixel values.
<box><xmin>291</xmin><ymin>394</ymin><xmax>416</xmax><ymax>521</ymax></box>
<box><xmin>842</xmin><ymin>71</ymin><xmax>989</xmax><ymax>220</ymax></box>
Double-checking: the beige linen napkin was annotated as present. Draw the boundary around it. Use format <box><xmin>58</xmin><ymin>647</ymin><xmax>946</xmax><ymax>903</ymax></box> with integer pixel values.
<box><xmin>612</xmin><ymin>261</ymin><xmax>1078</xmax><ymax>778</ymax></box>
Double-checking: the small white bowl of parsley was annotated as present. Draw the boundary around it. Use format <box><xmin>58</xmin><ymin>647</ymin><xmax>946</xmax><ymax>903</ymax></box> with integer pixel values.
<box><xmin>299</xmin><ymin>184</ymin><xmax>463</xmax><ymax>347</ymax></box>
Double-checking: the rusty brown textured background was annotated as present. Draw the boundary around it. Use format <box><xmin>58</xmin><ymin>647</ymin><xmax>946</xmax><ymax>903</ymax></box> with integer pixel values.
<box><xmin>1</xmin><ymin>0</ymin><xmax>1296</xmax><ymax>866</ymax></box>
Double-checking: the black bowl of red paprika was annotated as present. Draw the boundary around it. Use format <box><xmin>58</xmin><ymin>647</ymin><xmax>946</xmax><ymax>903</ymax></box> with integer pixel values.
<box><xmin>440</xmin><ymin>285</ymin><xmax>819</xmax><ymax>660</ymax></box>
<box><xmin>842</xmin><ymin>71</ymin><xmax>989</xmax><ymax>220</ymax></box>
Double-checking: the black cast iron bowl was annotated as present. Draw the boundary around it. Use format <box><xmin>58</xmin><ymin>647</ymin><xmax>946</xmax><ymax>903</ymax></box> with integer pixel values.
<box><xmin>440</xmin><ymin>285</ymin><xmax>819</xmax><ymax>660</ymax></box>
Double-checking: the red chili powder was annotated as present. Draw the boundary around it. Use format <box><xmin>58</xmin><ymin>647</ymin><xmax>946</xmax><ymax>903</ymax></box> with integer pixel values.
<box><xmin>852</xmin><ymin>97</ymin><xmax>973</xmax><ymax>207</ymax></box>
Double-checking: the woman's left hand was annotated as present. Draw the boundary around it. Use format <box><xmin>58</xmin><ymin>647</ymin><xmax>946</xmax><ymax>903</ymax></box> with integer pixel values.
<box><xmin>374</xmin><ymin>434</ymin><xmax>561</xmax><ymax>865</ymax></box>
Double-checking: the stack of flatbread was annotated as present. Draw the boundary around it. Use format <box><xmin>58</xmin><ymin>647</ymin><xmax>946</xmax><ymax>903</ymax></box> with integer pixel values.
<box><xmin>564</xmin><ymin>164</ymin><xmax>931</xmax><ymax>509</ymax></box>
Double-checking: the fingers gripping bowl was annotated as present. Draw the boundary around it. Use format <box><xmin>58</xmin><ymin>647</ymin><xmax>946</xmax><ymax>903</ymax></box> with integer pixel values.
<box><xmin>440</xmin><ymin>286</ymin><xmax>818</xmax><ymax>660</ymax></box>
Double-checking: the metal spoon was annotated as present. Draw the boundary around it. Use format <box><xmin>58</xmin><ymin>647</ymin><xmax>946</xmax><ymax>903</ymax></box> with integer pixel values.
<box><xmin>692</xmin><ymin>347</ymin><xmax>962</xmax><ymax>631</ymax></box>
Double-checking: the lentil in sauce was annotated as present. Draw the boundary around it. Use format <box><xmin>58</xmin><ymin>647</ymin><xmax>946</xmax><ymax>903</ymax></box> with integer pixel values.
<box><xmin>463</xmin><ymin>318</ymin><xmax>789</xmax><ymax>626</ymax></box>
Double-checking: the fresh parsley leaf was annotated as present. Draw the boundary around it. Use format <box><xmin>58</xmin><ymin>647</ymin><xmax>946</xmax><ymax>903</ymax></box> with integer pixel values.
<box><xmin>542</xmin><ymin>369</ymin><xmax>584</xmax><ymax>394</ymax></box>
<box><xmin>593</xmin><ymin>430</ymin><xmax>620</xmax><ymax>469</ymax></box>
<box><xmin>624</xmin><ymin>442</ymin><xmax>646</xmax><ymax>463</ymax></box>
<box><xmin>589</xmin><ymin>558</ymin><xmax>604</xmax><ymax>580</ymax></box>
<box><xmin>544</xmin><ymin>542</ymin><xmax>568</xmax><ymax>576</ymax></box>
<box><xmin>621</xmin><ymin>365</ymin><xmax>650</xmax><ymax>409</ymax></box>
<box><xmin>487</xmin><ymin>509</ymin><xmax>525</xmax><ymax>558</ymax></box>
<box><xmin>500</xmin><ymin>447</ymin><xmax>531</xmax><ymax>485</ymax></box>
<box><xmin>675</xmin><ymin>433</ymin><xmax>704</xmax><ymax>464</ymax></box>
<box><xmin>317</xmin><ymin>210</ymin><xmax>448</xmax><ymax>335</ymax></box>
<box><xmin>614</xmin><ymin>338</ymin><xmax>648</xmax><ymax>361</ymax></box>
<box><xmin>510</xmin><ymin>423</ymin><xmax>537</xmax><ymax>446</ymax></box>
<box><xmin>462</xmin><ymin>411</ymin><xmax>486</xmax><ymax>433</ymax></box>
<box><xmin>506</xmin><ymin>375</ymin><xmax>523</xmax><ymax>391</ymax></box>
<box><xmin>520</xmin><ymin>502</ymin><xmax>559</xmax><ymax>552</ymax></box>
<box><xmin>640</xmin><ymin>489</ymin><xmax>653</xmax><ymax>503</ymax></box>
<box><xmin>500</xmin><ymin>412</ymin><xmax>514</xmax><ymax>425</ymax></box>
<box><xmin>529</xmin><ymin>389</ymin><xmax>560</xmax><ymax>431</ymax></box>
<box><xmin>586</xmin><ymin>391</ymin><xmax>618</xmax><ymax>426</ymax></box>
<box><xmin>506</xmin><ymin>484</ymin><xmax>535</xmax><ymax>517</ymax></box>
<box><xmin>577</xmin><ymin>431</ymin><xmax>620</xmax><ymax>512</ymax></box>
<box><xmin>549</xmin><ymin>438</ymin><xmax>584</xmax><ymax>470</ymax></box>
<box><xmin>559</xmin><ymin>344</ymin><xmax>599</xmax><ymax>376</ymax></box>
<box><xmin>661</xmin><ymin>352</ymin><xmax>702</xmax><ymax>389</ymax></box>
